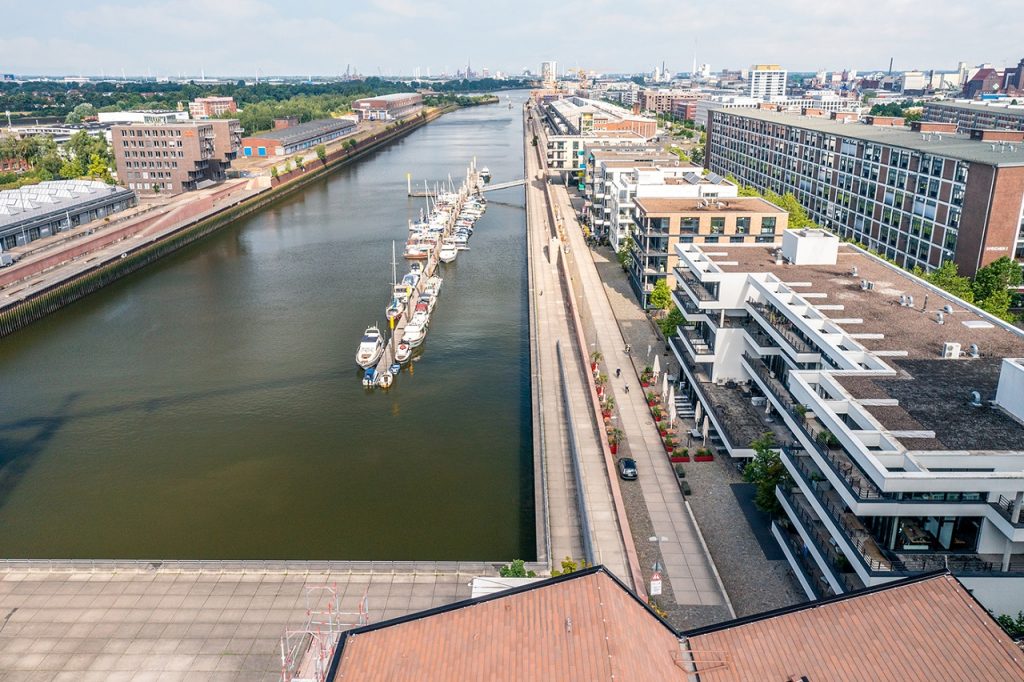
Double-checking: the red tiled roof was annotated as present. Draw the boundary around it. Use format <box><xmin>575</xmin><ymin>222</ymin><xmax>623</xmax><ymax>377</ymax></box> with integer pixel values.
<box><xmin>685</xmin><ymin>573</ymin><xmax>1024</xmax><ymax>681</ymax></box>
<box><xmin>329</xmin><ymin>568</ymin><xmax>686</xmax><ymax>681</ymax></box>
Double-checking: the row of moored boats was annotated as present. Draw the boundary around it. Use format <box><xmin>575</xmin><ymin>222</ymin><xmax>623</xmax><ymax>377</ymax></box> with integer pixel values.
<box><xmin>355</xmin><ymin>186</ymin><xmax>488</xmax><ymax>388</ymax></box>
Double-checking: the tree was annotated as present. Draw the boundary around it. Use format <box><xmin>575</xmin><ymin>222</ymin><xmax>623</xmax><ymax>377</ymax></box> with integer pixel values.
<box><xmin>284</xmin><ymin>159</ymin><xmax>293</xmax><ymax>172</ymax></box>
<box><xmin>972</xmin><ymin>256</ymin><xmax>1022</xmax><ymax>321</ymax></box>
<box><xmin>743</xmin><ymin>432</ymin><xmax>785</xmax><ymax>514</ymax></box>
<box><xmin>926</xmin><ymin>260</ymin><xmax>974</xmax><ymax>303</ymax></box>
<box><xmin>64</xmin><ymin>102</ymin><xmax>96</xmax><ymax>124</ymax></box>
<box><xmin>86</xmin><ymin>153</ymin><xmax>113</xmax><ymax>183</ymax></box>
<box><xmin>649</xmin><ymin>278</ymin><xmax>672</xmax><ymax>310</ymax></box>
<box><xmin>294</xmin><ymin>156</ymin><xmax>305</xmax><ymax>171</ymax></box>
<box><xmin>617</xmin><ymin>236</ymin><xmax>634</xmax><ymax>271</ymax></box>
<box><xmin>270</xmin><ymin>166</ymin><xmax>279</xmax><ymax>180</ymax></box>
<box><xmin>499</xmin><ymin>559</ymin><xmax>537</xmax><ymax>578</ymax></box>
<box><xmin>551</xmin><ymin>557</ymin><xmax>588</xmax><ymax>577</ymax></box>
<box><xmin>315</xmin><ymin>144</ymin><xmax>327</xmax><ymax>164</ymax></box>
<box><xmin>59</xmin><ymin>156</ymin><xmax>85</xmax><ymax>179</ymax></box>
<box><xmin>997</xmin><ymin>611</ymin><xmax>1024</xmax><ymax>639</ymax></box>
<box><xmin>657</xmin><ymin>306</ymin><xmax>685</xmax><ymax>337</ymax></box>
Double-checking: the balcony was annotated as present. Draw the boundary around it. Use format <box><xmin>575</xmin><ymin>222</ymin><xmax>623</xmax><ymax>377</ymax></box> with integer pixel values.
<box><xmin>677</xmin><ymin>270</ymin><xmax>717</xmax><ymax>302</ymax></box>
<box><xmin>778</xmin><ymin>487</ymin><xmax>863</xmax><ymax>593</ymax></box>
<box><xmin>680</xmin><ymin>324</ymin><xmax>714</xmax><ymax>356</ymax></box>
<box><xmin>990</xmin><ymin>495</ymin><xmax>1024</xmax><ymax>528</ymax></box>
<box><xmin>772</xmin><ymin>519</ymin><xmax>838</xmax><ymax>599</ymax></box>
<box><xmin>747</xmin><ymin>300</ymin><xmax>817</xmax><ymax>355</ymax></box>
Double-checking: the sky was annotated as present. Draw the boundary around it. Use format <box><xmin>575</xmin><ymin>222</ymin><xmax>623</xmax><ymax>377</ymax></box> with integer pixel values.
<box><xmin>3</xmin><ymin>0</ymin><xmax>1023</xmax><ymax>78</ymax></box>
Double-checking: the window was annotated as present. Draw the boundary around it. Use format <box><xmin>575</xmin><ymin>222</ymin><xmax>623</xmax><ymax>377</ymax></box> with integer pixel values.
<box><xmin>680</xmin><ymin>217</ymin><xmax>699</xmax><ymax>233</ymax></box>
<box><xmin>761</xmin><ymin>217</ymin><xmax>777</xmax><ymax>234</ymax></box>
<box><xmin>736</xmin><ymin>216</ymin><xmax>750</xmax><ymax>234</ymax></box>
<box><xmin>729</xmin><ymin>235</ymin><xmax>745</xmax><ymax>243</ymax></box>
<box><xmin>710</xmin><ymin>217</ymin><xmax>725</xmax><ymax>233</ymax></box>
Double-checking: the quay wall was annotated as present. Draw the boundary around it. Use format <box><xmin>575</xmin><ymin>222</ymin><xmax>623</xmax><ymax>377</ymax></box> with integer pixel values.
<box><xmin>0</xmin><ymin>106</ymin><xmax>456</xmax><ymax>339</ymax></box>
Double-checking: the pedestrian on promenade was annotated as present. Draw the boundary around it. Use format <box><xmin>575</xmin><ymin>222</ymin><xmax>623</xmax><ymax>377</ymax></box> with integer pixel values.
<box><xmin>624</xmin><ymin>384</ymin><xmax>629</xmax><ymax>394</ymax></box>
<box><xmin>615</xmin><ymin>368</ymin><xmax>621</xmax><ymax>378</ymax></box>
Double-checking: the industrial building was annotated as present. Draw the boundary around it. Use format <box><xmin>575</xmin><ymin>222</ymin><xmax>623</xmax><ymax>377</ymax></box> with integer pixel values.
<box><xmin>112</xmin><ymin>119</ymin><xmax>242</xmax><ymax>194</ymax></box>
<box><xmin>669</xmin><ymin>229</ymin><xmax>1024</xmax><ymax>613</ymax></box>
<box><xmin>240</xmin><ymin>118</ymin><xmax>357</xmax><ymax>157</ymax></box>
<box><xmin>351</xmin><ymin>93</ymin><xmax>423</xmax><ymax>121</ymax></box>
<box><xmin>704</xmin><ymin>108</ymin><xmax>1024</xmax><ymax>273</ymax></box>
<box><xmin>0</xmin><ymin>179</ymin><xmax>136</xmax><ymax>251</ymax></box>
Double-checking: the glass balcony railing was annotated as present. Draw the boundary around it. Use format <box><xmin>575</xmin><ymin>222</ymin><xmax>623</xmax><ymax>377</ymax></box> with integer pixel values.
<box><xmin>748</xmin><ymin>300</ymin><xmax>817</xmax><ymax>354</ymax></box>
<box><xmin>677</xmin><ymin>270</ymin><xmax>717</xmax><ymax>301</ymax></box>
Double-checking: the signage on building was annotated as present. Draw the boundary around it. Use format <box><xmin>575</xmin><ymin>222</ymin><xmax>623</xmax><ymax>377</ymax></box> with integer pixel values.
<box><xmin>650</xmin><ymin>571</ymin><xmax>662</xmax><ymax>596</ymax></box>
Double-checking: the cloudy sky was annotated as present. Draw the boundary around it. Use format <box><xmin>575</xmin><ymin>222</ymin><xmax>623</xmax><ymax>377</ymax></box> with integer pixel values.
<box><xmin>3</xmin><ymin>0</ymin><xmax>1022</xmax><ymax>77</ymax></box>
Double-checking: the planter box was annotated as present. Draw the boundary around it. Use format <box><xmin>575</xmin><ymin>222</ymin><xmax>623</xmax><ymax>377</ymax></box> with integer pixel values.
<box><xmin>664</xmin><ymin>444</ymin><xmax>674</xmax><ymax>453</ymax></box>
<box><xmin>610</xmin><ymin>444</ymin><xmax>618</xmax><ymax>455</ymax></box>
<box><xmin>669</xmin><ymin>455</ymin><xmax>690</xmax><ymax>463</ymax></box>
<box><xmin>694</xmin><ymin>454</ymin><xmax>714</xmax><ymax>462</ymax></box>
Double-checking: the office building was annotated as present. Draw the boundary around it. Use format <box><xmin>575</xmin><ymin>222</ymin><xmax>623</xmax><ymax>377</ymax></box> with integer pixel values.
<box><xmin>97</xmin><ymin>111</ymin><xmax>189</xmax><ymax>125</ymax></box>
<box><xmin>0</xmin><ymin>180</ymin><xmax>136</xmax><ymax>250</ymax></box>
<box><xmin>112</xmin><ymin>119</ymin><xmax>242</xmax><ymax>194</ymax></box>
<box><xmin>669</xmin><ymin>230</ymin><xmax>1024</xmax><ymax>612</ymax></box>
<box><xmin>748</xmin><ymin>64</ymin><xmax>787</xmax><ymax>98</ymax></box>
<box><xmin>705</xmin><ymin>108</ymin><xmax>1024</xmax><ymax>273</ymax></box>
<box><xmin>542</xmin><ymin>96</ymin><xmax>657</xmax><ymax>138</ymax></box>
<box><xmin>352</xmin><ymin>93</ymin><xmax>423</xmax><ymax>121</ymax></box>
<box><xmin>541</xmin><ymin>60</ymin><xmax>557</xmax><ymax>88</ymax></box>
<box><xmin>321</xmin><ymin>565</ymin><xmax>1024</xmax><ymax>681</ymax></box>
<box><xmin>923</xmin><ymin>100</ymin><xmax>1024</xmax><ymax>132</ymax></box>
<box><xmin>240</xmin><ymin>118</ymin><xmax>357</xmax><ymax>157</ymax></box>
<box><xmin>188</xmin><ymin>96</ymin><xmax>237</xmax><ymax>119</ymax></box>
<box><xmin>629</xmin><ymin>193</ymin><xmax>783</xmax><ymax>306</ymax></box>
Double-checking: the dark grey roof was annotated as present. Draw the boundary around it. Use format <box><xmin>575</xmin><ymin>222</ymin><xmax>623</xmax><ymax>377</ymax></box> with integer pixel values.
<box><xmin>247</xmin><ymin>118</ymin><xmax>355</xmax><ymax>146</ymax></box>
<box><xmin>714</xmin><ymin>108</ymin><xmax>1024</xmax><ymax>166</ymax></box>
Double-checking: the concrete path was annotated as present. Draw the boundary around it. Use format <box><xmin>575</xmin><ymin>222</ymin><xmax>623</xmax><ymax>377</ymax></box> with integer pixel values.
<box><xmin>524</xmin><ymin>108</ymin><xmax>629</xmax><ymax>581</ymax></box>
<box><xmin>0</xmin><ymin>562</ymin><xmax>488</xmax><ymax>681</ymax></box>
<box><xmin>549</xmin><ymin>183</ymin><xmax>730</xmax><ymax>611</ymax></box>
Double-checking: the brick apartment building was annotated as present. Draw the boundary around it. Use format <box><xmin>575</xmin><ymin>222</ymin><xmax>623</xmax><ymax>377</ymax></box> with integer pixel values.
<box><xmin>705</xmin><ymin>108</ymin><xmax>1024</xmax><ymax>274</ymax></box>
<box><xmin>351</xmin><ymin>93</ymin><xmax>423</xmax><ymax>121</ymax></box>
<box><xmin>188</xmin><ymin>96</ymin><xmax>237</xmax><ymax>119</ymax></box>
<box><xmin>112</xmin><ymin>119</ymin><xmax>243</xmax><ymax>194</ymax></box>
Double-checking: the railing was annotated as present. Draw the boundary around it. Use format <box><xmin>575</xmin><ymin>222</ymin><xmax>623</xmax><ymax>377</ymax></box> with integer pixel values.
<box><xmin>773</xmin><ymin>521</ymin><xmax>834</xmax><ymax>599</ymax></box>
<box><xmin>991</xmin><ymin>495</ymin><xmax>1024</xmax><ymax>527</ymax></box>
<box><xmin>555</xmin><ymin>341</ymin><xmax>596</xmax><ymax>568</ymax></box>
<box><xmin>670</xmin><ymin>334</ymin><xmax>697</xmax><ymax>370</ymax></box>
<box><xmin>747</xmin><ymin>300</ymin><xmax>817</xmax><ymax>354</ymax></box>
<box><xmin>677</xmin><ymin>270</ymin><xmax>717</xmax><ymax>301</ymax></box>
<box><xmin>779</xmin><ymin>488</ymin><xmax>862</xmax><ymax>592</ymax></box>
<box><xmin>739</xmin><ymin>320</ymin><xmax>778</xmax><ymax>348</ymax></box>
<box><xmin>681</xmin><ymin>324</ymin><xmax>714</xmax><ymax>355</ymax></box>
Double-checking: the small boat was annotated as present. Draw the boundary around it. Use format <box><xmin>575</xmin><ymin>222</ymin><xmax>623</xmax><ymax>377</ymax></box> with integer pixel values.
<box><xmin>395</xmin><ymin>342</ymin><xmax>412</xmax><ymax>364</ymax></box>
<box><xmin>355</xmin><ymin>325</ymin><xmax>385</xmax><ymax>368</ymax></box>
<box><xmin>362</xmin><ymin>368</ymin><xmax>377</xmax><ymax>386</ymax></box>
<box><xmin>404</xmin><ymin>313</ymin><xmax>429</xmax><ymax>347</ymax></box>
<box><xmin>425</xmin><ymin>276</ymin><xmax>442</xmax><ymax>298</ymax></box>
<box><xmin>389</xmin><ymin>363</ymin><xmax>401</xmax><ymax>374</ymax></box>
<box><xmin>401</xmin><ymin>272</ymin><xmax>420</xmax><ymax>289</ymax></box>
<box><xmin>480</xmin><ymin>167</ymin><xmax>492</xmax><ymax>183</ymax></box>
<box><xmin>377</xmin><ymin>371</ymin><xmax>393</xmax><ymax>388</ymax></box>
<box><xmin>409</xmin><ymin>262</ymin><xmax>423</xmax><ymax>275</ymax></box>
<box><xmin>439</xmin><ymin>241</ymin><xmax>458</xmax><ymax>263</ymax></box>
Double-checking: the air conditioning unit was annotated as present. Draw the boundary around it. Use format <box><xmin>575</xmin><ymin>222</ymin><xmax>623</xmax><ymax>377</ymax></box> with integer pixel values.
<box><xmin>942</xmin><ymin>342</ymin><xmax>961</xmax><ymax>359</ymax></box>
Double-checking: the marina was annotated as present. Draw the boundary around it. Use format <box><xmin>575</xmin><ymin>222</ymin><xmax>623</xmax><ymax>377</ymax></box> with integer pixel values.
<box><xmin>362</xmin><ymin>162</ymin><xmax>489</xmax><ymax>389</ymax></box>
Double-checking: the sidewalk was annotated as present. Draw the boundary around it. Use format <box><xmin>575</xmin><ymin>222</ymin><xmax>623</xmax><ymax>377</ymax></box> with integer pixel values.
<box><xmin>550</xmin><ymin>183</ymin><xmax>733</xmax><ymax>628</ymax></box>
<box><xmin>588</xmin><ymin>244</ymin><xmax>805</xmax><ymax>617</ymax></box>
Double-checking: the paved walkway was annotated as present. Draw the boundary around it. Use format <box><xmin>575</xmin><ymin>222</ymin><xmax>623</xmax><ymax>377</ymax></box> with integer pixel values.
<box><xmin>589</xmin><ymin>245</ymin><xmax>805</xmax><ymax>617</ymax></box>
<box><xmin>0</xmin><ymin>562</ymin><xmax>488</xmax><ymax>681</ymax></box>
<box><xmin>524</xmin><ymin>108</ymin><xmax>629</xmax><ymax>581</ymax></box>
<box><xmin>549</xmin><ymin>184</ymin><xmax>730</xmax><ymax>616</ymax></box>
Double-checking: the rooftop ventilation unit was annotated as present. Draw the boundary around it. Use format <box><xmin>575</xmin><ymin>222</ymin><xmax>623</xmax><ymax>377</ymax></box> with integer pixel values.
<box><xmin>860</xmin><ymin>279</ymin><xmax>874</xmax><ymax>291</ymax></box>
<box><xmin>942</xmin><ymin>304</ymin><xmax>954</xmax><ymax>314</ymax></box>
<box><xmin>942</xmin><ymin>341</ymin><xmax>961</xmax><ymax>358</ymax></box>
<box><xmin>969</xmin><ymin>390</ymin><xmax>983</xmax><ymax>408</ymax></box>
<box><xmin>906</xmin><ymin>295</ymin><xmax>914</xmax><ymax>307</ymax></box>
<box><xmin>936</xmin><ymin>311</ymin><xmax>945</xmax><ymax>325</ymax></box>
<box><xmin>899</xmin><ymin>295</ymin><xmax>908</xmax><ymax>306</ymax></box>
<box><xmin>850</xmin><ymin>266</ymin><xmax>858</xmax><ymax>277</ymax></box>
<box><xmin>969</xmin><ymin>343</ymin><xmax>980</xmax><ymax>358</ymax></box>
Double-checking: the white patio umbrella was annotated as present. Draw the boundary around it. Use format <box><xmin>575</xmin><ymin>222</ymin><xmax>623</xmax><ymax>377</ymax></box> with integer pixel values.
<box><xmin>693</xmin><ymin>400</ymin><xmax>703</xmax><ymax>425</ymax></box>
<box><xmin>669</xmin><ymin>400</ymin><xmax>677</xmax><ymax>430</ymax></box>
<box><xmin>652</xmin><ymin>354</ymin><xmax>661</xmax><ymax>378</ymax></box>
<box><xmin>702</xmin><ymin>415</ymin><xmax>710</xmax><ymax>444</ymax></box>
<box><xmin>668</xmin><ymin>384</ymin><xmax>676</xmax><ymax>412</ymax></box>
<box><xmin>661</xmin><ymin>372</ymin><xmax>669</xmax><ymax>402</ymax></box>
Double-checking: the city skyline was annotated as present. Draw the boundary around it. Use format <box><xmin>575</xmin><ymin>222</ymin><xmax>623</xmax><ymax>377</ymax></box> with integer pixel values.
<box><xmin>4</xmin><ymin>0</ymin><xmax>1024</xmax><ymax>78</ymax></box>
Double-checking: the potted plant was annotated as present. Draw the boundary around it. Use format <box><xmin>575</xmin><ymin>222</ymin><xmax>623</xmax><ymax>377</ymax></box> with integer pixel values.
<box><xmin>595</xmin><ymin>373</ymin><xmax>607</xmax><ymax>397</ymax></box>
<box><xmin>659</xmin><ymin>424</ymin><xmax>668</xmax><ymax>437</ymax></box>
<box><xmin>670</xmin><ymin>447</ymin><xmax>690</xmax><ymax>463</ymax></box>
<box><xmin>793</xmin><ymin>403</ymin><xmax>808</xmax><ymax>423</ymax></box>
<box><xmin>607</xmin><ymin>428</ymin><xmax>623</xmax><ymax>455</ymax></box>
<box><xmin>816</xmin><ymin>429</ymin><xmax>840</xmax><ymax>451</ymax></box>
<box><xmin>601</xmin><ymin>396</ymin><xmax>615</xmax><ymax>418</ymax></box>
<box><xmin>590</xmin><ymin>351</ymin><xmax>603</xmax><ymax>372</ymax></box>
<box><xmin>651</xmin><ymin>406</ymin><xmax>663</xmax><ymax>422</ymax></box>
<box><xmin>646</xmin><ymin>392</ymin><xmax>659</xmax><ymax>406</ymax></box>
<box><xmin>694</xmin><ymin>448</ymin><xmax>714</xmax><ymax>462</ymax></box>
<box><xmin>663</xmin><ymin>434</ymin><xmax>676</xmax><ymax>453</ymax></box>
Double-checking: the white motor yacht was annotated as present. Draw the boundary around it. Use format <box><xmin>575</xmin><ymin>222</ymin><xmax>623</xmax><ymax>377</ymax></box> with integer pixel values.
<box><xmin>355</xmin><ymin>325</ymin><xmax>385</xmax><ymax>368</ymax></box>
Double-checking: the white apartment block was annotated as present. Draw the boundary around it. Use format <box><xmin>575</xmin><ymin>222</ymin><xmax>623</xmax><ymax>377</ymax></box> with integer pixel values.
<box><xmin>669</xmin><ymin>229</ymin><xmax>1024</xmax><ymax>615</ymax></box>
<box><xmin>749</xmin><ymin>64</ymin><xmax>788</xmax><ymax>98</ymax></box>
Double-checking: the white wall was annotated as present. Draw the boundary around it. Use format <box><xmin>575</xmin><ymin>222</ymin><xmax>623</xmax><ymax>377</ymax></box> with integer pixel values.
<box><xmin>711</xmin><ymin>328</ymin><xmax>748</xmax><ymax>382</ymax></box>
<box><xmin>960</xmin><ymin>576</ymin><xmax>1024</xmax><ymax>616</ymax></box>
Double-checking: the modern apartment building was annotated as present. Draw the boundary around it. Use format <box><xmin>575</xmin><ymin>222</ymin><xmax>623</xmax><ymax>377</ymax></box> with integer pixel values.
<box><xmin>542</xmin><ymin>96</ymin><xmax>656</xmax><ymax>138</ymax></box>
<box><xmin>705</xmin><ymin>108</ymin><xmax>1024</xmax><ymax>273</ymax></box>
<box><xmin>544</xmin><ymin>130</ymin><xmax>647</xmax><ymax>175</ymax></box>
<box><xmin>923</xmin><ymin>100</ymin><xmax>1024</xmax><ymax>132</ymax></box>
<box><xmin>748</xmin><ymin>64</ymin><xmax>787</xmax><ymax>98</ymax></box>
<box><xmin>629</xmin><ymin>194</ymin><xmax>783</xmax><ymax>306</ymax></box>
<box><xmin>112</xmin><ymin>119</ymin><xmax>242</xmax><ymax>194</ymax></box>
<box><xmin>351</xmin><ymin>93</ymin><xmax>423</xmax><ymax>121</ymax></box>
<box><xmin>541</xmin><ymin>61</ymin><xmax>557</xmax><ymax>88</ymax></box>
<box><xmin>668</xmin><ymin>229</ymin><xmax>1024</xmax><ymax>613</ymax></box>
<box><xmin>188</xmin><ymin>96</ymin><xmax>237</xmax><ymax>119</ymax></box>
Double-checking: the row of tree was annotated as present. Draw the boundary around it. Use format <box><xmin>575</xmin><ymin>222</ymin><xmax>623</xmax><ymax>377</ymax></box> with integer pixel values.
<box><xmin>917</xmin><ymin>257</ymin><xmax>1023</xmax><ymax>322</ymax></box>
<box><xmin>868</xmin><ymin>100</ymin><xmax>924</xmax><ymax>121</ymax></box>
<box><xmin>0</xmin><ymin>130</ymin><xmax>114</xmax><ymax>189</ymax></box>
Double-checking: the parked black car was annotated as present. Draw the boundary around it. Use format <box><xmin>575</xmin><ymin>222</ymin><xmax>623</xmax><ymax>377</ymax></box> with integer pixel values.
<box><xmin>617</xmin><ymin>457</ymin><xmax>638</xmax><ymax>480</ymax></box>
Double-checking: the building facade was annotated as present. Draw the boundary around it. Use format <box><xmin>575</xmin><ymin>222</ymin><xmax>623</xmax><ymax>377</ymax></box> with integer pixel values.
<box><xmin>351</xmin><ymin>93</ymin><xmax>423</xmax><ymax>121</ymax></box>
<box><xmin>923</xmin><ymin>100</ymin><xmax>1024</xmax><ymax>132</ymax></box>
<box><xmin>112</xmin><ymin>119</ymin><xmax>242</xmax><ymax>194</ymax></box>
<box><xmin>0</xmin><ymin>180</ymin><xmax>136</xmax><ymax>250</ymax></box>
<box><xmin>188</xmin><ymin>97</ymin><xmax>237</xmax><ymax>119</ymax></box>
<box><xmin>240</xmin><ymin>118</ymin><xmax>357</xmax><ymax>157</ymax></box>
<box><xmin>705</xmin><ymin>108</ymin><xmax>1024</xmax><ymax>273</ymax></box>
<box><xmin>748</xmin><ymin>64</ymin><xmax>787</xmax><ymax>98</ymax></box>
<box><xmin>541</xmin><ymin>61</ymin><xmax>557</xmax><ymax>88</ymax></box>
<box><xmin>668</xmin><ymin>231</ymin><xmax>1024</xmax><ymax>614</ymax></box>
<box><xmin>629</xmin><ymin>195</ymin><xmax>784</xmax><ymax>306</ymax></box>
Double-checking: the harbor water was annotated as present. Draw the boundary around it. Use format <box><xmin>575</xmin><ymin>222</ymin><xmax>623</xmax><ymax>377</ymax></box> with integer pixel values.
<box><xmin>0</xmin><ymin>92</ymin><xmax>534</xmax><ymax>560</ymax></box>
